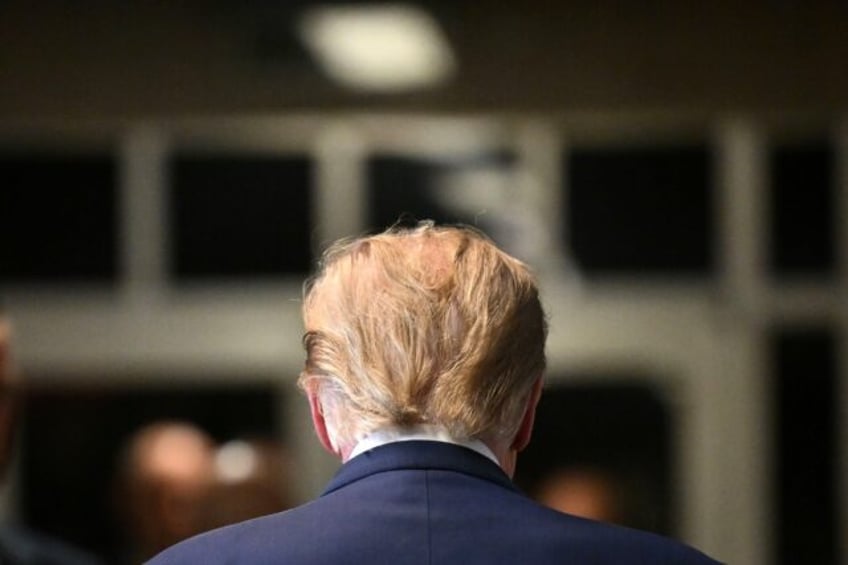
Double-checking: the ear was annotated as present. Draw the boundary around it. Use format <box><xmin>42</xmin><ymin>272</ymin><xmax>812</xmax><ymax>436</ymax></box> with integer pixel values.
<box><xmin>511</xmin><ymin>376</ymin><xmax>544</xmax><ymax>453</ymax></box>
<box><xmin>307</xmin><ymin>390</ymin><xmax>339</xmax><ymax>457</ymax></box>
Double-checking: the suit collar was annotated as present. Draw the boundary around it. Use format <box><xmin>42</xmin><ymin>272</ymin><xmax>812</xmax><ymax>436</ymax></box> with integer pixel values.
<box><xmin>322</xmin><ymin>440</ymin><xmax>518</xmax><ymax>496</ymax></box>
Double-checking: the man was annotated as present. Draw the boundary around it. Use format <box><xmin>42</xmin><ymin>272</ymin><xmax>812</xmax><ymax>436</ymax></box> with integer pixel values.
<box><xmin>534</xmin><ymin>466</ymin><xmax>625</xmax><ymax>524</ymax></box>
<box><xmin>0</xmin><ymin>310</ymin><xmax>101</xmax><ymax>564</ymax></box>
<box><xmin>117</xmin><ymin>421</ymin><xmax>217</xmax><ymax>563</ymax></box>
<box><xmin>150</xmin><ymin>222</ymin><xmax>720</xmax><ymax>564</ymax></box>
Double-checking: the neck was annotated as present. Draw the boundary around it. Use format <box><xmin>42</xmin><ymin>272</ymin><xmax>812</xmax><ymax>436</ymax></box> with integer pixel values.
<box><xmin>486</xmin><ymin>441</ymin><xmax>518</xmax><ymax>478</ymax></box>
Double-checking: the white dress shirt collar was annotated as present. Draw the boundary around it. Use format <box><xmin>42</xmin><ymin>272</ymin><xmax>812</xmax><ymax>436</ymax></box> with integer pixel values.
<box><xmin>347</xmin><ymin>424</ymin><xmax>500</xmax><ymax>466</ymax></box>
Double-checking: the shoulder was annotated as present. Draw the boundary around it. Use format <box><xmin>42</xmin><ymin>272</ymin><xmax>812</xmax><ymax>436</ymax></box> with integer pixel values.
<box><xmin>522</xmin><ymin>507</ymin><xmax>722</xmax><ymax>564</ymax></box>
<box><xmin>596</xmin><ymin>525</ymin><xmax>720</xmax><ymax>564</ymax></box>
<box><xmin>146</xmin><ymin>509</ymin><xmax>303</xmax><ymax>565</ymax></box>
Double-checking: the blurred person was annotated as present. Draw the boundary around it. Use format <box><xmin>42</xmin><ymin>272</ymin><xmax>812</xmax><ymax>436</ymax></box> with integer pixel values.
<box><xmin>149</xmin><ymin>222</ymin><xmax>720</xmax><ymax>564</ymax></box>
<box><xmin>534</xmin><ymin>466</ymin><xmax>624</xmax><ymax>524</ymax></box>
<box><xmin>199</xmin><ymin>438</ymin><xmax>292</xmax><ymax>531</ymax></box>
<box><xmin>117</xmin><ymin>421</ymin><xmax>216</xmax><ymax>563</ymax></box>
<box><xmin>0</xmin><ymin>311</ymin><xmax>101</xmax><ymax>564</ymax></box>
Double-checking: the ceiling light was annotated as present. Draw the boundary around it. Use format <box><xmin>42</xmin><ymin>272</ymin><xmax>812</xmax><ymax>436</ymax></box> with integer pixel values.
<box><xmin>297</xmin><ymin>3</ymin><xmax>456</xmax><ymax>93</ymax></box>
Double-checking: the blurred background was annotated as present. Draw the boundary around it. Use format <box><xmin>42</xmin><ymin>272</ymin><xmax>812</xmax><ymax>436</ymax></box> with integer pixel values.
<box><xmin>0</xmin><ymin>1</ymin><xmax>846</xmax><ymax>564</ymax></box>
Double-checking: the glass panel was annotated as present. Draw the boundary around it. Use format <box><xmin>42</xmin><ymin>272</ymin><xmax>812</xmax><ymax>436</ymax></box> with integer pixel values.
<box><xmin>169</xmin><ymin>154</ymin><xmax>313</xmax><ymax>279</ymax></box>
<box><xmin>771</xmin><ymin>327</ymin><xmax>837</xmax><ymax>565</ymax></box>
<box><xmin>768</xmin><ymin>140</ymin><xmax>834</xmax><ymax>276</ymax></box>
<box><xmin>365</xmin><ymin>153</ymin><xmax>531</xmax><ymax>259</ymax></box>
<box><xmin>0</xmin><ymin>153</ymin><xmax>118</xmax><ymax>283</ymax></box>
<box><xmin>567</xmin><ymin>144</ymin><xmax>713</xmax><ymax>276</ymax></box>
<box><xmin>516</xmin><ymin>381</ymin><xmax>673</xmax><ymax>535</ymax></box>
<box><xmin>22</xmin><ymin>383</ymin><xmax>284</xmax><ymax>562</ymax></box>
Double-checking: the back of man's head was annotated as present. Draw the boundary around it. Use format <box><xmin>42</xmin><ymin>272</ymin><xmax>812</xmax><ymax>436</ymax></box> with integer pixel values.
<box><xmin>299</xmin><ymin>222</ymin><xmax>547</xmax><ymax>452</ymax></box>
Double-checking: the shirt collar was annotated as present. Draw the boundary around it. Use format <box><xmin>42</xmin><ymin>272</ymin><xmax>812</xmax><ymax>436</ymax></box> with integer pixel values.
<box><xmin>347</xmin><ymin>424</ymin><xmax>500</xmax><ymax>466</ymax></box>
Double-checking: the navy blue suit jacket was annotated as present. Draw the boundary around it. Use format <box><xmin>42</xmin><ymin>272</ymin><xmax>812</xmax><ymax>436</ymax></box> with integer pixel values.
<box><xmin>148</xmin><ymin>441</ymin><xmax>720</xmax><ymax>564</ymax></box>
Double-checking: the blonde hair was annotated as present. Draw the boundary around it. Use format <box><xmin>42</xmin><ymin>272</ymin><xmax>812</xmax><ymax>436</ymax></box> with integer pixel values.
<box><xmin>298</xmin><ymin>222</ymin><xmax>547</xmax><ymax>450</ymax></box>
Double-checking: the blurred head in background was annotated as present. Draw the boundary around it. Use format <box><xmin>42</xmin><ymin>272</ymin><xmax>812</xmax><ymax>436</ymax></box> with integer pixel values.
<box><xmin>534</xmin><ymin>466</ymin><xmax>624</xmax><ymax>524</ymax></box>
<box><xmin>118</xmin><ymin>421</ymin><xmax>216</xmax><ymax>561</ymax></box>
<box><xmin>0</xmin><ymin>310</ymin><xmax>20</xmax><ymax>482</ymax></box>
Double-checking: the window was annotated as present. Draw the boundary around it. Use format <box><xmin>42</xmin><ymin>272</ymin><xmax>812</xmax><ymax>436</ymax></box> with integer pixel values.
<box><xmin>516</xmin><ymin>380</ymin><xmax>673</xmax><ymax>535</ymax></box>
<box><xmin>0</xmin><ymin>153</ymin><xmax>118</xmax><ymax>283</ymax></box>
<box><xmin>768</xmin><ymin>140</ymin><xmax>834</xmax><ymax>276</ymax></box>
<box><xmin>567</xmin><ymin>144</ymin><xmax>714</xmax><ymax>276</ymax></box>
<box><xmin>22</xmin><ymin>382</ymin><xmax>283</xmax><ymax>561</ymax></box>
<box><xmin>365</xmin><ymin>153</ymin><xmax>524</xmax><ymax>255</ymax></box>
<box><xmin>771</xmin><ymin>327</ymin><xmax>837</xmax><ymax>564</ymax></box>
<box><xmin>168</xmin><ymin>154</ymin><xmax>313</xmax><ymax>280</ymax></box>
